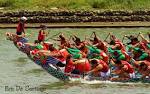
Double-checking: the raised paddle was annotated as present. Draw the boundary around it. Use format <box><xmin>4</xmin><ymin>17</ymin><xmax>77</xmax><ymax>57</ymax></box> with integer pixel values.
<box><xmin>45</xmin><ymin>32</ymin><xmax>61</xmax><ymax>41</ymax></box>
<box><xmin>122</xmin><ymin>35</ymin><xmax>126</xmax><ymax>43</ymax></box>
<box><xmin>104</xmin><ymin>33</ymin><xmax>111</xmax><ymax>42</ymax></box>
<box><xmin>136</xmin><ymin>32</ymin><xmax>141</xmax><ymax>38</ymax></box>
<box><xmin>90</xmin><ymin>32</ymin><xmax>95</xmax><ymax>38</ymax></box>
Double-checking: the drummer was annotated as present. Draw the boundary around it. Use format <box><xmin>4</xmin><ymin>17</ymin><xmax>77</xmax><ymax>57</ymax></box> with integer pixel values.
<box><xmin>38</xmin><ymin>25</ymin><xmax>48</xmax><ymax>44</ymax></box>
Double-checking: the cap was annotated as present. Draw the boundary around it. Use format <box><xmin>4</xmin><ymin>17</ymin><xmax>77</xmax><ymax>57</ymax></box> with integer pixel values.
<box><xmin>20</xmin><ymin>16</ymin><xmax>27</xmax><ymax>21</ymax></box>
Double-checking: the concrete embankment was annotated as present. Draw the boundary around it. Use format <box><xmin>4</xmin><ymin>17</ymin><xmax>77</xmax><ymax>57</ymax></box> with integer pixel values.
<box><xmin>1</xmin><ymin>10</ymin><xmax>150</xmax><ymax>28</ymax></box>
<box><xmin>0</xmin><ymin>10</ymin><xmax>150</xmax><ymax>23</ymax></box>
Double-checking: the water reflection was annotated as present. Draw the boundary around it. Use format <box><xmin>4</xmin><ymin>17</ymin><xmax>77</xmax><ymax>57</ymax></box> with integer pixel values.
<box><xmin>25</xmin><ymin>68</ymin><xmax>45</xmax><ymax>75</ymax></box>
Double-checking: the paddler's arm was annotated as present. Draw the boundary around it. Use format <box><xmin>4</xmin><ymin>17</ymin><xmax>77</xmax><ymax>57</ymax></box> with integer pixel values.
<box><xmin>121</xmin><ymin>65</ymin><xmax>128</xmax><ymax>73</ymax></box>
<box><xmin>93</xmin><ymin>43</ymin><xmax>99</xmax><ymax>47</ymax></box>
<box><xmin>89</xmin><ymin>64</ymin><xmax>102</xmax><ymax>73</ymax></box>
<box><xmin>38</xmin><ymin>50</ymin><xmax>51</xmax><ymax>53</ymax></box>
<box><xmin>24</xmin><ymin>43</ymin><xmax>35</xmax><ymax>46</ymax></box>
<box><xmin>73</xmin><ymin>59</ymin><xmax>86</xmax><ymax>64</ymax></box>
<box><xmin>111</xmin><ymin>44</ymin><xmax>120</xmax><ymax>49</ymax></box>
<box><xmin>132</xmin><ymin>42</ymin><xmax>140</xmax><ymax>48</ymax></box>
<box><xmin>139</xmin><ymin>33</ymin><xmax>149</xmax><ymax>43</ymax></box>
<box><xmin>39</xmin><ymin>50</ymin><xmax>62</xmax><ymax>57</ymax></box>
<box><xmin>110</xmin><ymin>59</ymin><xmax>116</xmax><ymax>66</ymax></box>
<box><xmin>75</xmin><ymin>44</ymin><xmax>82</xmax><ymax>49</ymax></box>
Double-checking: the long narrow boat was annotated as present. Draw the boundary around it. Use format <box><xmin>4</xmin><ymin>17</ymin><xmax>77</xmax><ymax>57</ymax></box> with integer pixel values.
<box><xmin>6</xmin><ymin>32</ymin><xmax>150</xmax><ymax>83</ymax></box>
<box><xmin>6</xmin><ymin>32</ymin><xmax>71</xmax><ymax>81</ymax></box>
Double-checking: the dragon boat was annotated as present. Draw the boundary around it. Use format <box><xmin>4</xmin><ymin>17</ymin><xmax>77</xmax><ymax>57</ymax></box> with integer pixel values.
<box><xmin>6</xmin><ymin>32</ymin><xmax>150</xmax><ymax>83</ymax></box>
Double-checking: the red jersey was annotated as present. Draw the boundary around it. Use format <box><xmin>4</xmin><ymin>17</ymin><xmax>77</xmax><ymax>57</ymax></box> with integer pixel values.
<box><xmin>100</xmin><ymin>51</ymin><xmax>109</xmax><ymax>64</ymax></box>
<box><xmin>139</xmin><ymin>41</ymin><xmax>149</xmax><ymax>51</ymax></box>
<box><xmin>121</xmin><ymin>60</ymin><xmax>134</xmax><ymax>73</ymax></box>
<box><xmin>75</xmin><ymin>59</ymin><xmax>91</xmax><ymax>73</ymax></box>
<box><xmin>59</xmin><ymin>49</ymin><xmax>69</xmax><ymax>60</ymax></box>
<box><xmin>65</xmin><ymin>59</ymin><xmax>74</xmax><ymax>73</ymax></box>
<box><xmin>98</xmin><ymin>60</ymin><xmax>109</xmax><ymax>72</ymax></box>
<box><xmin>38</xmin><ymin>30</ymin><xmax>45</xmax><ymax>41</ymax></box>
<box><xmin>115</xmin><ymin>41</ymin><xmax>126</xmax><ymax>51</ymax></box>
<box><xmin>16</xmin><ymin>22</ymin><xmax>24</xmax><ymax>33</ymax></box>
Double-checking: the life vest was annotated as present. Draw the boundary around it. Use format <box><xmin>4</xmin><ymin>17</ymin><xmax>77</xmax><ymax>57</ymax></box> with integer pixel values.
<box><xmin>113</xmin><ymin>50</ymin><xmax>125</xmax><ymax>59</ymax></box>
<box><xmin>16</xmin><ymin>22</ymin><xmax>24</xmax><ymax>33</ymax></box>
<box><xmin>38</xmin><ymin>30</ymin><xmax>45</xmax><ymax>41</ymax></box>
<box><xmin>75</xmin><ymin>59</ymin><xmax>91</xmax><ymax>73</ymax></box>
<box><xmin>121</xmin><ymin>50</ymin><xmax>131</xmax><ymax>61</ymax></box>
<box><xmin>121</xmin><ymin>60</ymin><xmax>134</xmax><ymax>73</ymax></box>
<box><xmin>67</xmin><ymin>48</ymin><xmax>82</xmax><ymax>59</ymax></box>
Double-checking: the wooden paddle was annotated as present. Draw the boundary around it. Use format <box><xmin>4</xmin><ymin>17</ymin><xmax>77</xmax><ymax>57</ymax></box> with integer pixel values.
<box><xmin>104</xmin><ymin>33</ymin><xmax>111</xmax><ymax>42</ymax></box>
<box><xmin>122</xmin><ymin>35</ymin><xmax>127</xmax><ymax>43</ymax></box>
<box><xmin>45</xmin><ymin>32</ymin><xmax>61</xmax><ymax>41</ymax></box>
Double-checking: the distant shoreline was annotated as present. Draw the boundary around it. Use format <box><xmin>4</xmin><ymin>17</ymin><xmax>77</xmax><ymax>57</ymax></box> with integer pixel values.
<box><xmin>0</xmin><ymin>10</ymin><xmax>150</xmax><ymax>24</ymax></box>
<box><xmin>1</xmin><ymin>22</ymin><xmax>150</xmax><ymax>28</ymax></box>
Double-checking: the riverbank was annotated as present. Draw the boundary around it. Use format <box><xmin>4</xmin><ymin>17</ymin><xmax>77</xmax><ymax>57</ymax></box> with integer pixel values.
<box><xmin>1</xmin><ymin>22</ymin><xmax>150</xmax><ymax>28</ymax></box>
<box><xmin>1</xmin><ymin>10</ymin><xmax>150</xmax><ymax>24</ymax></box>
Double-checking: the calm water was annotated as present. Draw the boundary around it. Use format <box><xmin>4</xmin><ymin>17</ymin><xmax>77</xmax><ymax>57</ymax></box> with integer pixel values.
<box><xmin>0</xmin><ymin>28</ymin><xmax>150</xmax><ymax>94</ymax></box>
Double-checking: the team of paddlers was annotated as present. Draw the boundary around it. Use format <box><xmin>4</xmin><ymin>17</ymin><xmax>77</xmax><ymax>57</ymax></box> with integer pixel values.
<box><xmin>6</xmin><ymin>17</ymin><xmax>150</xmax><ymax>81</ymax></box>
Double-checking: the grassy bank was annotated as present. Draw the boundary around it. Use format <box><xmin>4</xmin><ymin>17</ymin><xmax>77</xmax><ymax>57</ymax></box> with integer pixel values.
<box><xmin>0</xmin><ymin>0</ymin><xmax>150</xmax><ymax>11</ymax></box>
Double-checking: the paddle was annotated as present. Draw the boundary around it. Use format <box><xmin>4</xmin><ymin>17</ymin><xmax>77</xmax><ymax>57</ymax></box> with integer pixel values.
<box><xmin>122</xmin><ymin>35</ymin><xmax>127</xmax><ymax>43</ymax></box>
<box><xmin>45</xmin><ymin>32</ymin><xmax>61</xmax><ymax>41</ymax></box>
<box><xmin>136</xmin><ymin>32</ymin><xmax>141</xmax><ymax>38</ymax></box>
<box><xmin>85</xmin><ymin>32</ymin><xmax>96</xmax><ymax>41</ymax></box>
<box><xmin>104</xmin><ymin>33</ymin><xmax>111</xmax><ymax>42</ymax></box>
<box><xmin>90</xmin><ymin>32</ymin><xmax>95</xmax><ymax>38</ymax></box>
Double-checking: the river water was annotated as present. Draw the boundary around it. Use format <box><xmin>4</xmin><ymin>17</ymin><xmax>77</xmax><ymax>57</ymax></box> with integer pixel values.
<box><xmin>0</xmin><ymin>28</ymin><xmax>150</xmax><ymax>94</ymax></box>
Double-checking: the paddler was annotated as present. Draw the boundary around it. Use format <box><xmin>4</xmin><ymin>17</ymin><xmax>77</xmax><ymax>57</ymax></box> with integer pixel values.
<box><xmin>109</xmin><ymin>34</ymin><xmax>126</xmax><ymax>51</ymax></box>
<box><xmin>135</xmin><ymin>60</ymin><xmax>150</xmax><ymax>79</ymax></box>
<box><xmin>38</xmin><ymin>25</ymin><xmax>48</xmax><ymax>43</ymax></box>
<box><xmin>90</xmin><ymin>32</ymin><xmax>99</xmax><ymax>45</ymax></box>
<box><xmin>111</xmin><ymin>60</ymin><xmax>135</xmax><ymax>81</ymax></box>
<box><xmin>90</xmin><ymin>32</ymin><xmax>108</xmax><ymax>53</ymax></box>
<box><xmin>65</xmin><ymin>56</ymin><xmax>91</xmax><ymax>75</ymax></box>
<box><xmin>85</xmin><ymin>45</ymin><xmax>109</xmax><ymax>64</ymax></box>
<box><xmin>72</xmin><ymin>35</ymin><xmax>85</xmax><ymax>49</ymax></box>
<box><xmin>56</xmin><ymin>33</ymin><xmax>71</xmax><ymax>49</ymax></box>
<box><xmin>72</xmin><ymin>37</ymin><xmax>109</xmax><ymax>63</ymax></box>
<box><xmin>38</xmin><ymin>44</ymin><xmax>70</xmax><ymax>67</ymax></box>
<box><xmin>87</xmin><ymin>59</ymin><xmax>110</xmax><ymax>79</ymax></box>
<box><xmin>16</xmin><ymin>16</ymin><xmax>27</xmax><ymax>36</ymax></box>
<box><xmin>125</xmin><ymin>35</ymin><xmax>139</xmax><ymax>46</ymax></box>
